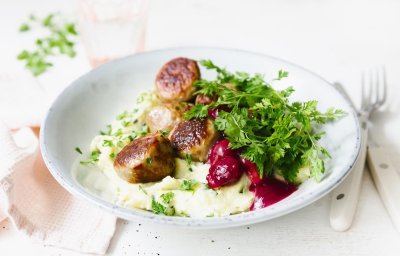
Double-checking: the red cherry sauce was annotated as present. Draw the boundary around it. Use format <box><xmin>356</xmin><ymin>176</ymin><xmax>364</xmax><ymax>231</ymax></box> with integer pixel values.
<box><xmin>208</xmin><ymin>138</ymin><xmax>238</xmax><ymax>165</ymax></box>
<box><xmin>250</xmin><ymin>178</ymin><xmax>297</xmax><ymax>210</ymax></box>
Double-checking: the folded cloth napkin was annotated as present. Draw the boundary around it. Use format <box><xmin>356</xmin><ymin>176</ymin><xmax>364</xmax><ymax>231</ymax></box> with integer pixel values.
<box><xmin>0</xmin><ymin>74</ymin><xmax>117</xmax><ymax>254</ymax></box>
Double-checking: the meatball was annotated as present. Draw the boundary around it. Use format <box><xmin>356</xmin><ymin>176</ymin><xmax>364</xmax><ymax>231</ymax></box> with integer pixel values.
<box><xmin>114</xmin><ymin>132</ymin><xmax>175</xmax><ymax>183</ymax></box>
<box><xmin>169</xmin><ymin>118</ymin><xmax>219</xmax><ymax>162</ymax></box>
<box><xmin>145</xmin><ymin>102</ymin><xmax>189</xmax><ymax>133</ymax></box>
<box><xmin>155</xmin><ymin>57</ymin><xmax>200</xmax><ymax>102</ymax></box>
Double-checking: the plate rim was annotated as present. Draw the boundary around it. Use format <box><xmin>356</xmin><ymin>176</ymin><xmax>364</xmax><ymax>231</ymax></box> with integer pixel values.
<box><xmin>40</xmin><ymin>46</ymin><xmax>361</xmax><ymax>229</ymax></box>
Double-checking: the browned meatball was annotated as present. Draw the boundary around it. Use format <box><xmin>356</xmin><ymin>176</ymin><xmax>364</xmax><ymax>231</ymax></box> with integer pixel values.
<box><xmin>145</xmin><ymin>102</ymin><xmax>189</xmax><ymax>133</ymax></box>
<box><xmin>155</xmin><ymin>57</ymin><xmax>200</xmax><ymax>102</ymax></box>
<box><xmin>114</xmin><ymin>132</ymin><xmax>175</xmax><ymax>183</ymax></box>
<box><xmin>169</xmin><ymin>119</ymin><xmax>218</xmax><ymax>162</ymax></box>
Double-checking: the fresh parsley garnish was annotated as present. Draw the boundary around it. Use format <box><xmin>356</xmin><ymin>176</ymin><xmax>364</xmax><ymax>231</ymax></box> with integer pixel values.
<box><xmin>138</xmin><ymin>185</ymin><xmax>148</xmax><ymax>195</ymax></box>
<box><xmin>151</xmin><ymin>199</ymin><xmax>166</xmax><ymax>215</ymax></box>
<box><xmin>17</xmin><ymin>13</ymin><xmax>78</xmax><ymax>76</ymax></box>
<box><xmin>103</xmin><ymin>140</ymin><xmax>114</xmax><ymax>147</ymax></box>
<box><xmin>185</xmin><ymin>154</ymin><xmax>193</xmax><ymax>172</ymax></box>
<box><xmin>184</xmin><ymin>60</ymin><xmax>346</xmax><ymax>182</ymax></box>
<box><xmin>100</xmin><ymin>124</ymin><xmax>112</xmax><ymax>135</ymax></box>
<box><xmin>80</xmin><ymin>149</ymin><xmax>101</xmax><ymax>165</ymax></box>
<box><xmin>160</xmin><ymin>192</ymin><xmax>174</xmax><ymax>204</ymax></box>
<box><xmin>274</xmin><ymin>69</ymin><xmax>289</xmax><ymax>81</ymax></box>
<box><xmin>183</xmin><ymin>104</ymin><xmax>208</xmax><ymax>119</ymax></box>
<box><xmin>180</xmin><ymin>179</ymin><xmax>198</xmax><ymax>191</ymax></box>
<box><xmin>160</xmin><ymin>129</ymin><xmax>170</xmax><ymax>137</ymax></box>
<box><xmin>151</xmin><ymin>197</ymin><xmax>175</xmax><ymax>216</ymax></box>
<box><xmin>146</xmin><ymin>157</ymin><xmax>153</xmax><ymax>165</ymax></box>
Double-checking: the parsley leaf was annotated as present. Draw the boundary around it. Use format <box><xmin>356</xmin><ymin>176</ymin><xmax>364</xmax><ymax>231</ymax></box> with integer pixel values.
<box><xmin>75</xmin><ymin>147</ymin><xmax>82</xmax><ymax>154</ymax></box>
<box><xmin>138</xmin><ymin>185</ymin><xmax>148</xmax><ymax>195</ymax></box>
<box><xmin>180</xmin><ymin>179</ymin><xmax>198</xmax><ymax>191</ymax></box>
<box><xmin>185</xmin><ymin>60</ymin><xmax>345</xmax><ymax>182</ymax></box>
<box><xmin>151</xmin><ymin>197</ymin><xmax>175</xmax><ymax>216</ymax></box>
<box><xmin>160</xmin><ymin>192</ymin><xmax>174</xmax><ymax>204</ymax></box>
<box><xmin>80</xmin><ymin>149</ymin><xmax>101</xmax><ymax>165</ymax></box>
<box><xmin>185</xmin><ymin>154</ymin><xmax>193</xmax><ymax>172</ymax></box>
<box><xmin>274</xmin><ymin>69</ymin><xmax>289</xmax><ymax>80</ymax></box>
<box><xmin>183</xmin><ymin>104</ymin><xmax>208</xmax><ymax>119</ymax></box>
<box><xmin>17</xmin><ymin>13</ymin><xmax>78</xmax><ymax>76</ymax></box>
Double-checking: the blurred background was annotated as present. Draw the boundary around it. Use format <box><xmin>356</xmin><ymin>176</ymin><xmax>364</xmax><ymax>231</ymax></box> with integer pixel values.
<box><xmin>2</xmin><ymin>0</ymin><xmax>399</xmax><ymax>140</ymax></box>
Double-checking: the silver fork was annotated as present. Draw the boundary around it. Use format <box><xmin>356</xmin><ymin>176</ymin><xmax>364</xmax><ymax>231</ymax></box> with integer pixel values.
<box><xmin>330</xmin><ymin>68</ymin><xmax>387</xmax><ymax>231</ymax></box>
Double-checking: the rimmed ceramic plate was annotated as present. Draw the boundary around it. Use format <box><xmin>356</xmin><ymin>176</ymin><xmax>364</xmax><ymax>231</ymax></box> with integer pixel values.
<box><xmin>40</xmin><ymin>47</ymin><xmax>360</xmax><ymax>229</ymax></box>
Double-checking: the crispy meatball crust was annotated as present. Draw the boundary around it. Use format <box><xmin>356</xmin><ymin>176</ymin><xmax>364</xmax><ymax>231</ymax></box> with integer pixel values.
<box><xmin>169</xmin><ymin>118</ymin><xmax>218</xmax><ymax>162</ymax></box>
<box><xmin>155</xmin><ymin>57</ymin><xmax>200</xmax><ymax>102</ymax></box>
<box><xmin>114</xmin><ymin>132</ymin><xmax>175</xmax><ymax>183</ymax></box>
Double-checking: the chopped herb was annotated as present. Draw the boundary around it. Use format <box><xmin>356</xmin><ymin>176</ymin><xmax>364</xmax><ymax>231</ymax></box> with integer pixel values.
<box><xmin>151</xmin><ymin>199</ymin><xmax>165</xmax><ymax>215</ymax></box>
<box><xmin>185</xmin><ymin>154</ymin><xmax>193</xmax><ymax>165</ymax></box>
<box><xmin>151</xmin><ymin>197</ymin><xmax>175</xmax><ymax>216</ymax></box>
<box><xmin>116</xmin><ymin>140</ymin><xmax>125</xmax><ymax>148</ymax></box>
<box><xmin>116</xmin><ymin>111</ymin><xmax>129</xmax><ymax>120</ymax></box>
<box><xmin>160</xmin><ymin>192</ymin><xmax>174</xmax><ymax>204</ymax></box>
<box><xmin>137</xmin><ymin>92</ymin><xmax>151</xmax><ymax>103</ymax></box>
<box><xmin>160</xmin><ymin>130</ymin><xmax>170</xmax><ymax>137</ymax></box>
<box><xmin>184</xmin><ymin>60</ymin><xmax>345</xmax><ymax>182</ymax></box>
<box><xmin>19</xmin><ymin>23</ymin><xmax>30</xmax><ymax>32</ymax></box>
<box><xmin>113</xmin><ymin>129</ymin><xmax>123</xmax><ymax>138</ymax></box>
<box><xmin>75</xmin><ymin>147</ymin><xmax>82</xmax><ymax>154</ymax></box>
<box><xmin>146</xmin><ymin>157</ymin><xmax>153</xmax><ymax>164</ymax></box>
<box><xmin>185</xmin><ymin>154</ymin><xmax>193</xmax><ymax>172</ymax></box>
<box><xmin>128</xmin><ymin>135</ymin><xmax>136</xmax><ymax>142</ymax></box>
<box><xmin>100</xmin><ymin>124</ymin><xmax>112</xmax><ymax>135</ymax></box>
<box><xmin>80</xmin><ymin>149</ymin><xmax>101</xmax><ymax>165</ymax></box>
<box><xmin>180</xmin><ymin>179</ymin><xmax>198</xmax><ymax>191</ymax></box>
<box><xmin>103</xmin><ymin>140</ymin><xmax>114</xmax><ymax>147</ymax></box>
<box><xmin>109</xmin><ymin>152</ymin><xmax>116</xmax><ymax>159</ymax></box>
<box><xmin>274</xmin><ymin>69</ymin><xmax>289</xmax><ymax>81</ymax></box>
<box><xmin>17</xmin><ymin>13</ymin><xmax>78</xmax><ymax>76</ymax></box>
<box><xmin>206</xmin><ymin>213</ymin><xmax>215</xmax><ymax>217</ymax></box>
<box><xmin>122</xmin><ymin>120</ymin><xmax>130</xmax><ymax>127</ymax></box>
<box><xmin>183</xmin><ymin>104</ymin><xmax>208</xmax><ymax>119</ymax></box>
<box><xmin>138</xmin><ymin>185</ymin><xmax>148</xmax><ymax>195</ymax></box>
<box><xmin>176</xmin><ymin>211</ymin><xmax>189</xmax><ymax>217</ymax></box>
<box><xmin>139</xmin><ymin>124</ymin><xmax>149</xmax><ymax>136</ymax></box>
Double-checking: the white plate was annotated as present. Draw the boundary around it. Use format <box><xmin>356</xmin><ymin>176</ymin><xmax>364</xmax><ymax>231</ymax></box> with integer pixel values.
<box><xmin>40</xmin><ymin>47</ymin><xmax>360</xmax><ymax>229</ymax></box>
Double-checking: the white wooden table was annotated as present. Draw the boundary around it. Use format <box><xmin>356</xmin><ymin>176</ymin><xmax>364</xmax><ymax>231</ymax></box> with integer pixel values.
<box><xmin>1</xmin><ymin>0</ymin><xmax>400</xmax><ymax>255</ymax></box>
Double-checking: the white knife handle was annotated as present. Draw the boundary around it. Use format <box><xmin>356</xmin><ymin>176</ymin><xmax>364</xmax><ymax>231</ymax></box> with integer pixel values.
<box><xmin>329</xmin><ymin>123</ymin><xmax>368</xmax><ymax>231</ymax></box>
<box><xmin>367</xmin><ymin>146</ymin><xmax>400</xmax><ymax>232</ymax></box>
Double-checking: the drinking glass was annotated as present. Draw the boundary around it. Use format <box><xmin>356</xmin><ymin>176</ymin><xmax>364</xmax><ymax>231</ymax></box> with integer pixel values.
<box><xmin>75</xmin><ymin>0</ymin><xmax>149</xmax><ymax>67</ymax></box>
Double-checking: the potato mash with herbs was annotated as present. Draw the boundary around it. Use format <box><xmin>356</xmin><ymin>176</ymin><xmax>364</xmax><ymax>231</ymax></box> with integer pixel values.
<box><xmin>74</xmin><ymin>57</ymin><xmax>343</xmax><ymax>217</ymax></box>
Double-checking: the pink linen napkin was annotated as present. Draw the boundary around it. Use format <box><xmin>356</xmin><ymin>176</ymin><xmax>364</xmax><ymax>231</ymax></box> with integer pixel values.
<box><xmin>0</xmin><ymin>74</ymin><xmax>117</xmax><ymax>254</ymax></box>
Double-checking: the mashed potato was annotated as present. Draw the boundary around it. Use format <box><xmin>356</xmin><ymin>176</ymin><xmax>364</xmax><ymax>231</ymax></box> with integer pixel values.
<box><xmin>74</xmin><ymin>92</ymin><xmax>254</xmax><ymax>217</ymax></box>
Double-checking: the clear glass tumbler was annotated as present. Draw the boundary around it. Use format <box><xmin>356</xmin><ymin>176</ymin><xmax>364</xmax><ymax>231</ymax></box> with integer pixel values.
<box><xmin>75</xmin><ymin>0</ymin><xmax>149</xmax><ymax>67</ymax></box>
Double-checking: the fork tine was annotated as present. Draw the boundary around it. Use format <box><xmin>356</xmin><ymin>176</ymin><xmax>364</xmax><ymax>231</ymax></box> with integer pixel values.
<box><xmin>361</xmin><ymin>72</ymin><xmax>367</xmax><ymax>109</ymax></box>
<box><xmin>375</xmin><ymin>68</ymin><xmax>381</xmax><ymax>105</ymax></box>
<box><xmin>381</xmin><ymin>66</ymin><xmax>388</xmax><ymax>105</ymax></box>
<box><xmin>369</xmin><ymin>70</ymin><xmax>374</xmax><ymax>105</ymax></box>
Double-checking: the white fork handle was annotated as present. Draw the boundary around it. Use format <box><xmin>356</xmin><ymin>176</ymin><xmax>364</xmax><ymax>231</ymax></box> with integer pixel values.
<box><xmin>329</xmin><ymin>124</ymin><xmax>367</xmax><ymax>231</ymax></box>
<box><xmin>368</xmin><ymin>146</ymin><xmax>400</xmax><ymax>232</ymax></box>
